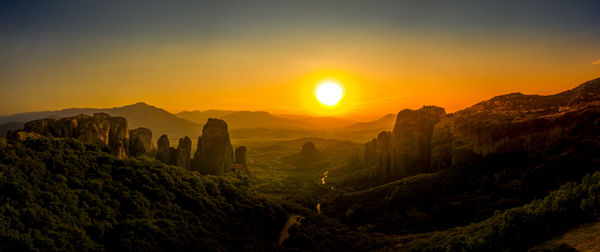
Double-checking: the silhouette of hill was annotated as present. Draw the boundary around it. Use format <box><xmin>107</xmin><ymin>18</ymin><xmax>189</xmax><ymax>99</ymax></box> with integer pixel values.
<box><xmin>276</xmin><ymin>114</ymin><xmax>357</xmax><ymax>128</ymax></box>
<box><xmin>338</xmin><ymin>113</ymin><xmax>396</xmax><ymax>132</ymax></box>
<box><xmin>178</xmin><ymin>110</ymin><xmax>356</xmax><ymax>130</ymax></box>
<box><xmin>175</xmin><ymin>110</ymin><xmax>235</xmax><ymax>125</ymax></box>
<box><xmin>0</xmin><ymin>102</ymin><xmax>201</xmax><ymax>138</ymax></box>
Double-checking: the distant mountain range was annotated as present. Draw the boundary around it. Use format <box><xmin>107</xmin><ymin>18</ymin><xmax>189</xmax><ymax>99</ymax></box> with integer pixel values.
<box><xmin>0</xmin><ymin>102</ymin><xmax>202</xmax><ymax>138</ymax></box>
<box><xmin>0</xmin><ymin>103</ymin><xmax>396</xmax><ymax>140</ymax></box>
<box><xmin>176</xmin><ymin>110</ymin><xmax>358</xmax><ymax>130</ymax></box>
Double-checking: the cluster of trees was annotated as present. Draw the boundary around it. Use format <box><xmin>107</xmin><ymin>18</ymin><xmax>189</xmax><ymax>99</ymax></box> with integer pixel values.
<box><xmin>2</xmin><ymin>135</ymin><xmax>598</xmax><ymax>251</ymax></box>
<box><xmin>399</xmin><ymin>170</ymin><xmax>600</xmax><ymax>251</ymax></box>
<box><xmin>0</xmin><ymin>137</ymin><xmax>392</xmax><ymax>251</ymax></box>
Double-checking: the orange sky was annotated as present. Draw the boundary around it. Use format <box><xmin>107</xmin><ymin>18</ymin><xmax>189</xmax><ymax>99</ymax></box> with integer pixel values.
<box><xmin>2</xmin><ymin>2</ymin><xmax>600</xmax><ymax>121</ymax></box>
<box><xmin>3</xmin><ymin>33</ymin><xmax>599</xmax><ymax>121</ymax></box>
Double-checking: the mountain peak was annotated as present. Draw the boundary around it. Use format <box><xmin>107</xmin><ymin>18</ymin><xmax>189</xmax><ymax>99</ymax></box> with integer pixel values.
<box><xmin>131</xmin><ymin>102</ymin><xmax>149</xmax><ymax>107</ymax></box>
<box><xmin>489</xmin><ymin>92</ymin><xmax>530</xmax><ymax>102</ymax></box>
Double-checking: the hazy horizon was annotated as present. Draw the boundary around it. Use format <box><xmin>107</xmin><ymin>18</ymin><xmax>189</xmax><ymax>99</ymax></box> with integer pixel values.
<box><xmin>3</xmin><ymin>2</ymin><xmax>600</xmax><ymax>251</ymax></box>
<box><xmin>2</xmin><ymin>0</ymin><xmax>600</xmax><ymax>120</ymax></box>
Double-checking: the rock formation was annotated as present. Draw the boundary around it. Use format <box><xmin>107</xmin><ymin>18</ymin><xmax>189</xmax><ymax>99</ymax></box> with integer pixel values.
<box><xmin>364</xmin><ymin>106</ymin><xmax>445</xmax><ymax>180</ymax></box>
<box><xmin>156</xmin><ymin>134</ymin><xmax>170</xmax><ymax>164</ymax></box>
<box><xmin>18</xmin><ymin>113</ymin><xmax>131</xmax><ymax>158</ymax></box>
<box><xmin>176</xmin><ymin>136</ymin><xmax>192</xmax><ymax>169</ymax></box>
<box><xmin>299</xmin><ymin>141</ymin><xmax>321</xmax><ymax>163</ymax></box>
<box><xmin>108</xmin><ymin>116</ymin><xmax>129</xmax><ymax>159</ymax></box>
<box><xmin>284</xmin><ymin>141</ymin><xmax>324</xmax><ymax>168</ymax></box>
<box><xmin>6</xmin><ymin>130</ymin><xmax>42</xmax><ymax>141</ymax></box>
<box><xmin>430</xmin><ymin>78</ymin><xmax>600</xmax><ymax>170</ymax></box>
<box><xmin>364</xmin><ymin>138</ymin><xmax>377</xmax><ymax>164</ymax></box>
<box><xmin>375</xmin><ymin>131</ymin><xmax>392</xmax><ymax>178</ymax></box>
<box><xmin>234</xmin><ymin>146</ymin><xmax>247</xmax><ymax>168</ymax></box>
<box><xmin>129</xmin><ymin>127</ymin><xmax>153</xmax><ymax>156</ymax></box>
<box><xmin>192</xmin><ymin>118</ymin><xmax>234</xmax><ymax>175</ymax></box>
<box><xmin>364</xmin><ymin>78</ymin><xmax>600</xmax><ymax>182</ymax></box>
<box><xmin>389</xmin><ymin>106</ymin><xmax>445</xmax><ymax>177</ymax></box>
<box><xmin>191</xmin><ymin>136</ymin><xmax>203</xmax><ymax>170</ymax></box>
<box><xmin>168</xmin><ymin>147</ymin><xmax>178</xmax><ymax>166</ymax></box>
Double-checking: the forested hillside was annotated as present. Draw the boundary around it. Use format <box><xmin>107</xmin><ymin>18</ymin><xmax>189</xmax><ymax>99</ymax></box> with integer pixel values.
<box><xmin>0</xmin><ymin>137</ymin><xmax>391</xmax><ymax>251</ymax></box>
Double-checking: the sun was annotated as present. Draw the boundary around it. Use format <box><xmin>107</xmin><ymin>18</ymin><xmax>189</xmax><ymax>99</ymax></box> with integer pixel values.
<box><xmin>315</xmin><ymin>81</ymin><xmax>344</xmax><ymax>106</ymax></box>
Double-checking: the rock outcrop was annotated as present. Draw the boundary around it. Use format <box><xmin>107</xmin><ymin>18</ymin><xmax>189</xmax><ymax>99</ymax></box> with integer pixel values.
<box><xmin>156</xmin><ymin>134</ymin><xmax>170</xmax><ymax>164</ymax></box>
<box><xmin>108</xmin><ymin>116</ymin><xmax>129</xmax><ymax>159</ymax></box>
<box><xmin>430</xmin><ymin>78</ymin><xmax>600</xmax><ymax>170</ymax></box>
<box><xmin>284</xmin><ymin>141</ymin><xmax>324</xmax><ymax>168</ymax></box>
<box><xmin>364</xmin><ymin>78</ymin><xmax>600</xmax><ymax>182</ymax></box>
<box><xmin>234</xmin><ymin>146</ymin><xmax>247</xmax><ymax>168</ymax></box>
<box><xmin>389</xmin><ymin>106</ymin><xmax>445</xmax><ymax>177</ymax></box>
<box><xmin>365</xmin><ymin>106</ymin><xmax>445</xmax><ymax>180</ymax></box>
<box><xmin>6</xmin><ymin>130</ymin><xmax>42</xmax><ymax>141</ymax></box>
<box><xmin>374</xmin><ymin>131</ymin><xmax>392</xmax><ymax>178</ymax></box>
<box><xmin>176</xmin><ymin>136</ymin><xmax>192</xmax><ymax>169</ymax></box>
<box><xmin>129</xmin><ymin>127</ymin><xmax>152</xmax><ymax>156</ymax></box>
<box><xmin>192</xmin><ymin>118</ymin><xmax>234</xmax><ymax>175</ymax></box>
<box><xmin>18</xmin><ymin>113</ymin><xmax>131</xmax><ymax>158</ymax></box>
<box><xmin>155</xmin><ymin>134</ymin><xmax>192</xmax><ymax>169</ymax></box>
<box><xmin>299</xmin><ymin>141</ymin><xmax>321</xmax><ymax>164</ymax></box>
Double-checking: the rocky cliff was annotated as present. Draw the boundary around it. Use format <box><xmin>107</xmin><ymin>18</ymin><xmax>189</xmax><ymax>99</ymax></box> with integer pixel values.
<box><xmin>192</xmin><ymin>118</ymin><xmax>234</xmax><ymax>175</ymax></box>
<box><xmin>431</xmin><ymin>78</ymin><xmax>600</xmax><ymax>170</ymax></box>
<box><xmin>365</xmin><ymin>106</ymin><xmax>445</xmax><ymax>180</ymax></box>
<box><xmin>365</xmin><ymin>78</ymin><xmax>600</xmax><ymax>182</ymax></box>
<box><xmin>129</xmin><ymin>127</ymin><xmax>153</xmax><ymax>157</ymax></box>
<box><xmin>14</xmin><ymin>113</ymin><xmax>131</xmax><ymax>158</ymax></box>
<box><xmin>176</xmin><ymin>136</ymin><xmax>192</xmax><ymax>170</ymax></box>
<box><xmin>234</xmin><ymin>146</ymin><xmax>247</xmax><ymax>168</ymax></box>
<box><xmin>156</xmin><ymin>134</ymin><xmax>170</xmax><ymax>163</ymax></box>
<box><xmin>233</xmin><ymin>146</ymin><xmax>249</xmax><ymax>176</ymax></box>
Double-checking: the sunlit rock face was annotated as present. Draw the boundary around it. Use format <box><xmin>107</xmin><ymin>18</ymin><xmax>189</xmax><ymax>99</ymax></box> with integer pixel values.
<box><xmin>156</xmin><ymin>134</ymin><xmax>170</xmax><ymax>164</ymax></box>
<box><xmin>21</xmin><ymin>113</ymin><xmax>130</xmax><ymax>158</ymax></box>
<box><xmin>129</xmin><ymin>127</ymin><xmax>153</xmax><ymax>157</ymax></box>
<box><xmin>193</xmin><ymin>118</ymin><xmax>234</xmax><ymax>175</ymax></box>
<box><xmin>108</xmin><ymin>117</ymin><xmax>129</xmax><ymax>159</ymax></box>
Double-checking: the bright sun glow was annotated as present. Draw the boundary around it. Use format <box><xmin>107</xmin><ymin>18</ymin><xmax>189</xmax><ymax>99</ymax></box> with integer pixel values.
<box><xmin>316</xmin><ymin>81</ymin><xmax>343</xmax><ymax>106</ymax></box>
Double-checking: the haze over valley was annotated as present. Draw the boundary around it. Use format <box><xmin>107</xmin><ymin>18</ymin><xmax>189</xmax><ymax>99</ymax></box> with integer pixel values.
<box><xmin>2</xmin><ymin>1</ymin><xmax>600</xmax><ymax>251</ymax></box>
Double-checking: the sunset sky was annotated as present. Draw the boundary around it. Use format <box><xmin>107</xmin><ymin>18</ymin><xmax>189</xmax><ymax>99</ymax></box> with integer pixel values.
<box><xmin>1</xmin><ymin>1</ymin><xmax>600</xmax><ymax>120</ymax></box>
